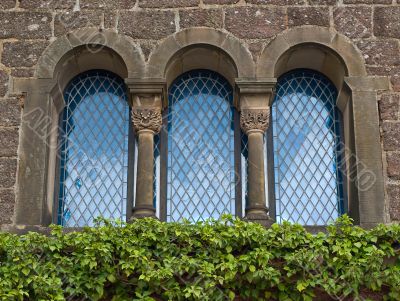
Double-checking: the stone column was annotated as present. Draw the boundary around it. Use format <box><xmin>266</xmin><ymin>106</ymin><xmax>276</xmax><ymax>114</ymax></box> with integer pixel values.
<box><xmin>131</xmin><ymin>108</ymin><xmax>162</xmax><ymax>218</ymax></box>
<box><xmin>236</xmin><ymin>79</ymin><xmax>276</xmax><ymax>227</ymax></box>
<box><xmin>126</xmin><ymin>78</ymin><xmax>166</xmax><ymax>220</ymax></box>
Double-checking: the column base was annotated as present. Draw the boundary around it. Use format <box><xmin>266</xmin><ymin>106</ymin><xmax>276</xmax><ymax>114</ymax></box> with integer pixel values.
<box><xmin>244</xmin><ymin>206</ymin><xmax>274</xmax><ymax>228</ymax></box>
<box><xmin>130</xmin><ymin>205</ymin><xmax>156</xmax><ymax>221</ymax></box>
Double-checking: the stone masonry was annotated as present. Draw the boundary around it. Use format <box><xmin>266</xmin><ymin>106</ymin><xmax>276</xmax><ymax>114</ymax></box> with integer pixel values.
<box><xmin>0</xmin><ymin>0</ymin><xmax>399</xmax><ymax>226</ymax></box>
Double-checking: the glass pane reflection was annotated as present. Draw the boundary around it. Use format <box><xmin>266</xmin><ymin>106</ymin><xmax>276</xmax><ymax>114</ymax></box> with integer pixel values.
<box><xmin>272</xmin><ymin>70</ymin><xmax>344</xmax><ymax>226</ymax></box>
<box><xmin>58</xmin><ymin>71</ymin><xmax>129</xmax><ymax>227</ymax></box>
<box><xmin>167</xmin><ymin>70</ymin><xmax>235</xmax><ymax>222</ymax></box>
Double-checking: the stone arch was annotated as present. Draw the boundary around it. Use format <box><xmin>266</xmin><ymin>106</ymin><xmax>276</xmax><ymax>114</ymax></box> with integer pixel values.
<box><xmin>257</xmin><ymin>26</ymin><xmax>367</xmax><ymax>86</ymax></box>
<box><xmin>35</xmin><ymin>28</ymin><xmax>145</xmax><ymax>80</ymax></box>
<box><xmin>147</xmin><ymin>27</ymin><xmax>255</xmax><ymax>82</ymax></box>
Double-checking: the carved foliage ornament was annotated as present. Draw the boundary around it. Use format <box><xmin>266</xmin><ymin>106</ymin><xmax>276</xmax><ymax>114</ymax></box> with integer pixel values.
<box><xmin>240</xmin><ymin>108</ymin><xmax>270</xmax><ymax>134</ymax></box>
<box><xmin>132</xmin><ymin>108</ymin><xmax>162</xmax><ymax>134</ymax></box>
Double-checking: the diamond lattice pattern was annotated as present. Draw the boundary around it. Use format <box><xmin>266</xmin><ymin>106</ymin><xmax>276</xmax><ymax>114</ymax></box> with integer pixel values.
<box><xmin>58</xmin><ymin>71</ymin><xmax>129</xmax><ymax>227</ymax></box>
<box><xmin>167</xmin><ymin>70</ymin><xmax>235</xmax><ymax>222</ymax></box>
<box><xmin>272</xmin><ymin>70</ymin><xmax>344</xmax><ymax>226</ymax></box>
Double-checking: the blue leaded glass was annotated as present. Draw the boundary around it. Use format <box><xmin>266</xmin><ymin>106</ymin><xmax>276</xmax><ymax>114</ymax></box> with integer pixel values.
<box><xmin>58</xmin><ymin>70</ymin><xmax>129</xmax><ymax>227</ymax></box>
<box><xmin>272</xmin><ymin>69</ymin><xmax>344</xmax><ymax>225</ymax></box>
<box><xmin>167</xmin><ymin>70</ymin><xmax>235</xmax><ymax>222</ymax></box>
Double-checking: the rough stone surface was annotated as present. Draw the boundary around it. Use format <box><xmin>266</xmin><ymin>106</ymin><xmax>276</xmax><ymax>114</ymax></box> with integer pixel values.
<box><xmin>0</xmin><ymin>71</ymin><xmax>9</xmax><ymax>98</ymax></box>
<box><xmin>382</xmin><ymin>122</ymin><xmax>400</xmax><ymax>151</ymax></box>
<box><xmin>203</xmin><ymin>0</ymin><xmax>240</xmax><ymax>3</ymax></box>
<box><xmin>379</xmin><ymin>94</ymin><xmax>399</xmax><ymax>121</ymax></box>
<box><xmin>0</xmin><ymin>12</ymin><xmax>52</xmax><ymax>39</ymax></box>
<box><xmin>119</xmin><ymin>11</ymin><xmax>176</xmax><ymax>39</ymax></box>
<box><xmin>0</xmin><ymin>0</ymin><xmax>15</xmax><ymax>9</ymax></box>
<box><xmin>54</xmin><ymin>11</ymin><xmax>103</xmax><ymax>36</ymax></box>
<box><xmin>0</xmin><ymin>189</ymin><xmax>14</xmax><ymax>225</ymax></box>
<box><xmin>2</xmin><ymin>41</ymin><xmax>49</xmax><ymax>68</ymax></box>
<box><xmin>19</xmin><ymin>0</ymin><xmax>75</xmax><ymax>9</ymax></box>
<box><xmin>388</xmin><ymin>185</ymin><xmax>400</xmax><ymax>220</ymax></box>
<box><xmin>387</xmin><ymin>152</ymin><xmax>400</xmax><ymax>180</ymax></box>
<box><xmin>357</xmin><ymin>39</ymin><xmax>400</xmax><ymax>67</ymax></box>
<box><xmin>247</xmin><ymin>0</ymin><xmax>305</xmax><ymax>4</ymax></box>
<box><xmin>333</xmin><ymin>7</ymin><xmax>372</xmax><ymax>38</ymax></box>
<box><xmin>140</xmin><ymin>0</ymin><xmax>199</xmax><ymax>7</ymax></box>
<box><xmin>374</xmin><ymin>7</ymin><xmax>400</xmax><ymax>39</ymax></box>
<box><xmin>180</xmin><ymin>9</ymin><xmax>223</xmax><ymax>29</ymax></box>
<box><xmin>80</xmin><ymin>0</ymin><xmax>135</xmax><ymax>9</ymax></box>
<box><xmin>0</xmin><ymin>159</ymin><xmax>17</xmax><ymax>189</ymax></box>
<box><xmin>0</xmin><ymin>128</ymin><xmax>19</xmax><ymax>157</ymax></box>
<box><xmin>0</xmin><ymin>98</ymin><xmax>21</xmax><ymax>127</ymax></box>
<box><xmin>288</xmin><ymin>7</ymin><xmax>329</xmax><ymax>27</ymax></box>
<box><xmin>225</xmin><ymin>7</ymin><xmax>286</xmax><ymax>39</ymax></box>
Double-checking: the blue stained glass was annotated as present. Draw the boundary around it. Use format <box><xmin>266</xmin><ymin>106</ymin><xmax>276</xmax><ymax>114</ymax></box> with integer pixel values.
<box><xmin>167</xmin><ymin>70</ymin><xmax>235</xmax><ymax>222</ymax></box>
<box><xmin>58</xmin><ymin>70</ymin><xmax>129</xmax><ymax>227</ymax></box>
<box><xmin>272</xmin><ymin>69</ymin><xmax>345</xmax><ymax>226</ymax></box>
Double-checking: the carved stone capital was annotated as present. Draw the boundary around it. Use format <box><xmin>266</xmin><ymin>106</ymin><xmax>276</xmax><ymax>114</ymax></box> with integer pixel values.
<box><xmin>131</xmin><ymin>108</ymin><xmax>162</xmax><ymax>134</ymax></box>
<box><xmin>240</xmin><ymin>108</ymin><xmax>270</xmax><ymax>134</ymax></box>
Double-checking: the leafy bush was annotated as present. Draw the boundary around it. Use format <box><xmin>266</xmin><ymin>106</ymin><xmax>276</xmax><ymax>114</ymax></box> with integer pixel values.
<box><xmin>0</xmin><ymin>215</ymin><xmax>399</xmax><ymax>301</ymax></box>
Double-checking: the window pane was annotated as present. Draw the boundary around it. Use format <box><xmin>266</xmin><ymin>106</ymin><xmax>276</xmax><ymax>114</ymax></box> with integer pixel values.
<box><xmin>58</xmin><ymin>71</ymin><xmax>129</xmax><ymax>227</ymax></box>
<box><xmin>272</xmin><ymin>70</ymin><xmax>344</xmax><ymax>226</ymax></box>
<box><xmin>167</xmin><ymin>70</ymin><xmax>235</xmax><ymax>222</ymax></box>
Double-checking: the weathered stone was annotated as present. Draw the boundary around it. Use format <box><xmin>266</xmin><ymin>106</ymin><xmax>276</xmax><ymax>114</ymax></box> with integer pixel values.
<box><xmin>0</xmin><ymin>189</ymin><xmax>15</xmax><ymax>225</ymax></box>
<box><xmin>140</xmin><ymin>41</ymin><xmax>158</xmax><ymax>62</ymax></box>
<box><xmin>0</xmin><ymin>99</ymin><xmax>21</xmax><ymax>127</ymax></box>
<box><xmin>247</xmin><ymin>0</ymin><xmax>305</xmax><ymax>4</ymax></box>
<box><xmin>0</xmin><ymin>0</ymin><xmax>15</xmax><ymax>9</ymax></box>
<box><xmin>344</xmin><ymin>0</ymin><xmax>391</xmax><ymax>3</ymax></box>
<box><xmin>0</xmin><ymin>128</ymin><xmax>19</xmax><ymax>157</ymax></box>
<box><xmin>54</xmin><ymin>11</ymin><xmax>103</xmax><ymax>36</ymax></box>
<box><xmin>0</xmin><ymin>159</ymin><xmax>17</xmax><ymax>189</ymax></box>
<box><xmin>19</xmin><ymin>0</ymin><xmax>75</xmax><ymax>9</ymax></box>
<box><xmin>387</xmin><ymin>152</ymin><xmax>400</xmax><ymax>180</ymax></box>
<box><xmin>180</xmin><ymin>9</ymin><xmax>223</xmax><ymax>29</ymax></box>
<box><xmin>308</xmin><ymin>0</ymin><xmax>336</xmax><ymax>4</ymax></box>
<box><xmin>374</xmin><ymin>7</ymin><xmax>400</xmax><ymax>38</ymax></box>
<box><xmin>119</xmin><ymin>11</ymin><xmax>176</xmax><ymax>39</ymax></box>
<box><xmin>382</xmin><ymin>122</ymin><xmax>400</xmax><ymax>151</ymax></box>
<box><xmin>10</xmin><ymin>68</ymin><xmax>35</xmax><ymax>78</ymax></box>
<box><xmin>0</xmin><ymin>12</ymin><xmax>52</xmax><ymax>39</ymax></box>
<box><xmin>368</xmin><ymin>66</ymin><xmax>400</xmax><ymax>92</ymax></box>
<box><xmin>357</xmin><ymin>39</ymin><xmax>400</xmax><ymax>67</ymax></box>
<box><xmin>334</xmin><ymin>7</ymin><xmax>372</xmax><ymax>38</ymax></box>
<box><xmin>140</xmin><ymin>0</ymin><xmax>199</xmax><ymax>7</ymax></box>
<box><xmin>203</xmin><ymin>0</ymin><xmax>240</xmax><ymax>4</ymax></box>
<box><xmin>288</xmin><ymin>7</ymin><xmax>329</xmax><ymax>27</ymax></box>
<box><xmin>247</xmin><ymin>40</ymin><xmax>265</xmax><ymax>63</ymax></box>
<box><xmin>0</xmin><ymin>70</ymin><xmax>9</xmax><ymax>98</ymax></box>
<box><xmin>80</xmin><ymin>0</ymin><xmax>135</xmax><ymax>9</ymax></box>
<box><xmin>388</xmin><ymin>184</ymin><xmax>400</xmax><ymax>221</ymax></box>
<box><xmin>379</xmin><ymin>94</ymin><xmax>399</xmax><ymax>121</ymax></box>
<box><xmin>2</xmin><ymin>41</ymin><xmax>49</xmax><ymax>68</ymax></box>
<box><xmin>225</xmin><ymin>7</ymin><xmax>286</xmax><ymax>39</ymax></box>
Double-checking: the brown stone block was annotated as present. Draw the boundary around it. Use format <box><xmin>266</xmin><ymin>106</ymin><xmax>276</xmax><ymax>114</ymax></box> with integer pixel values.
<box><xmin>2</xmin><ymin>41</ymin><xmax>49</xmax><ymax>68</ymax></box>
<box><xmin>0</xmin><ymin>189</ymin><xmax>15</xmax><ymax>225</ymax></box>
<box><xmin>81</xmin><ymin>0</ymin><xmax>135</xmax><ymax>9</ymax></box>
<box><xmin>344</xmin><ymin>0</ymin><xmax>392</xmax><ymax>3</ymax></box>
<box><xmin>0</xmin><ymin>99</ymin><xmax>21</xmax><ymax>127</ymax></box>
<box><xmin>247</xmin><ymin>0</ymin><xmax>305</xmax><ymax>4</ymax></box>
<box><xmin>288</xmin><ymin>7</ymin><xmax>329</xmax><ymax>27</ymax></box>
<box><xmin>10</xmin><ymin>69</ymin><xmax>35</xmax><ymax>78</ymax></box>
<box><xmin>19</xmin><ymin>0</ymin><xmax>75</xmax><ymax>9</ymax></box>
<box><xmin>382</xmin><ymin>121</ymin><xmax>400</xmax><ymax>151</ymax></box>
<box><xmin>225</xmin><ymin>7</ymin><xmax>286</xmax><ymax>39</ymax></box>
<box><xmin>203</xmin><ymin>0</ymin><xmax>240</xmax><ymax>4</ymax></box>
<box><xmin>119</xmin><ymin>11</ymin><xmax>176</xmax><ymax>39</ymax></box>
<box><xmin>388</xmin><ymin>184</ymin><xmax>400</xmax><ymax>221</ymax></box>
<box><xmin>0</xmin><ymin>159</ymin><xmax>17</xmax><ymax>189</ymax></box>
<box><xmin>140</xmin><ymin>0</ymin><xmax>199</xmax><ymax>7</ymax></box>
<box><xmin>333</xmin><ymin>7</ymin><xmax>372</xmax><ymax>39</ymax></box>
<box><xmin>374</xmin><ymin>7</ymin><xmax>400</xmax><ymax>38</ymax></box>
<box><xmin>367</xmin><ymin>66</ymin><xmax>400</xmax><ymax>92</ymax></box>
<box><xmin>379</xmin><ymin>94</ymin><xmax>399</xmax><ymax>121</ymax></box>
<box><xmin>180</xmin><ymin>9</ymin><xmax>223</xmax><ymax>29</ymax></box>
<box><xmin>0</xmin><ymin>70</ymin><xmax>9</xmax><ymax>98</ymax></box>
<box><xmin>357</xmin><ymin>39</ymin><xmax>400</xmax><ymax>67</ymax></box>
<box><xmin>54</xmin><ymin>11</ymin><xmax>103</xmax><ymax>36</ymax></box>
<box><xmin>308</xmin><ymin>0</ymin><xmax>336</xmax><ymax>4</ymax></box>
<box><xmin>0</xmin><ymin>12</ymin><xmax>51</xmax><ymax>39</ymax></box>
<box><xmin>0</xmin><ymin>128</ymin><xmax>19</xmax><ymax>157</ymax></box>
<box><xmin>0</xmin><ymin>0</ymin><xmax>15</xmax><ymax>9</ymax></box>
<box><xmin>387</xmin><ymin>152</ymin><xmax>400</xmax><ymax>180</ymax></box>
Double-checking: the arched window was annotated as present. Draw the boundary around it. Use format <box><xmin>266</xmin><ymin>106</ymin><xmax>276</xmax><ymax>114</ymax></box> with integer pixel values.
<box><xmin>271</xmin><ymin>69</ymin><xmax>345</xmax><ymax>226</ymax></box>
<box><xmin>57</xmin><ymin>71</ymin><xmax>130</xmax><ymax>227</ymax></box>
<box><xmin>162</xmin><ymin>70</ymin><xmax>242</xmax><ymax>222</ymax></box>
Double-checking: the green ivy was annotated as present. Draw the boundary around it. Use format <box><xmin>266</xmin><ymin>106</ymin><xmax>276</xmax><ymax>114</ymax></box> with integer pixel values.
<box><xmin>0</xmin><ymin>215</ymin><xmax>399</xmax><ymax>301</ymax></box>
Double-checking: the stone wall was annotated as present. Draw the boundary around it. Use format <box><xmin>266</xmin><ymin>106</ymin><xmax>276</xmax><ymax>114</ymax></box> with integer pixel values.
<box><xmin>0</xmin><ymin>0</ymin><xmax>399</xmax><ymax>226</ymax></box>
